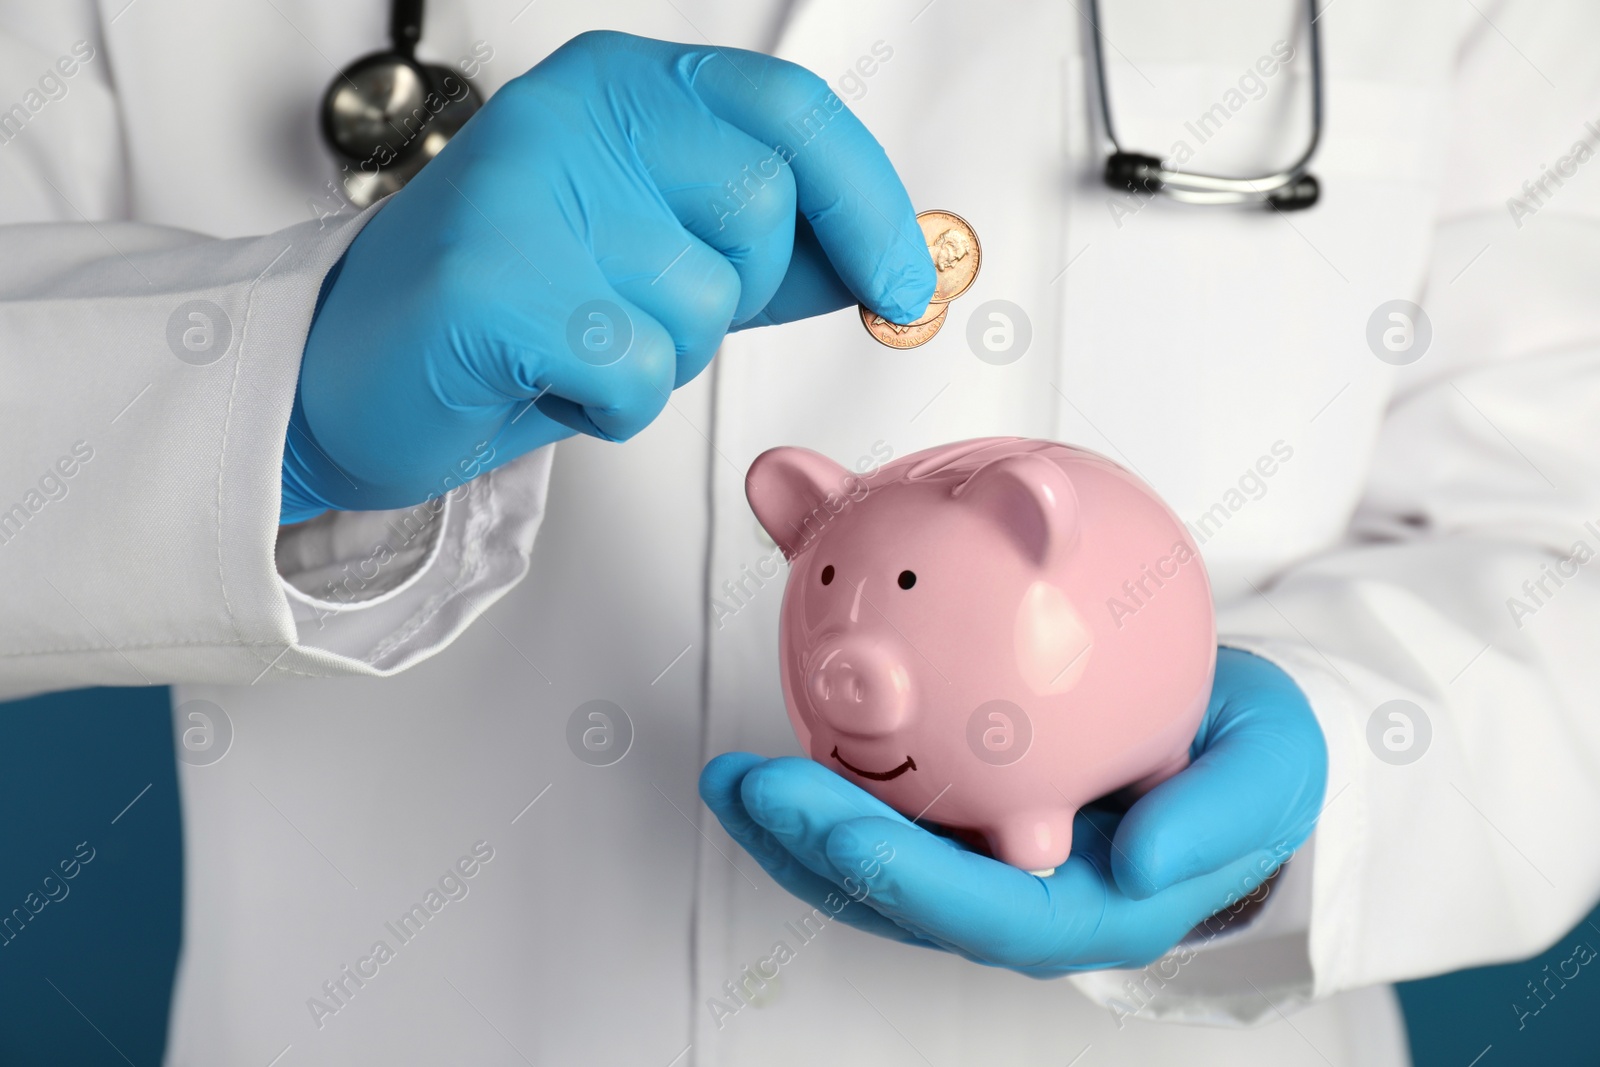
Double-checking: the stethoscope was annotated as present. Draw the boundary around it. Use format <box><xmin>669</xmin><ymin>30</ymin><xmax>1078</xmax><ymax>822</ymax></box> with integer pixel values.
<box><xmin>1086</xmin><ymin>0</ymin><xmax>1323</xmax><ymax>209</ymax></box>
<box><xmin>321</xmin><ymin>0</ymin><xmax>1321</xmax><ymax>211</ymax></box>
<box><xmin>320</xmin><ymin>0</ymin><xmax>482</xmax><ymax>207</ymax></box>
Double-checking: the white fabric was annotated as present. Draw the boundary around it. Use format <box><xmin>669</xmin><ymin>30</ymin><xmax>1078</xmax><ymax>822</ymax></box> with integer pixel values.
<box><xmin>0</xmin><ymin>8</ymin><xmax>553</xmax><ymax>695</ymax></box>
<box><xmin>0</xmin><ymin>0</ymin><xmax>1594</xmax><ymax>1064</ymax></box>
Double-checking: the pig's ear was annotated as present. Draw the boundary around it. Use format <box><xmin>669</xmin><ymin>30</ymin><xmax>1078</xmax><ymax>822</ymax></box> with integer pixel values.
<box><xmin>956</xmin><ymin>454</ymin><xmax>1079</xmax><ymax>567</ymax></box>
<box><xmin>746</xmin><ymin>447</ymin><xmax>856</xmax><ymax>559</ymax></box>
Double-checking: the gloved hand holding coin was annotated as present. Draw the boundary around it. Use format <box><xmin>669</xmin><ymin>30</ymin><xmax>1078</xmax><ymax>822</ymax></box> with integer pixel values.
<box><xmin>859</xmin><ymin>210</ymin><xmax>982</xmax><ymax>348</ymax></box>
<box><xmin>281</xmin><ymin>30</ymin><xmax>939</xmax><ymax>522</ymax></box>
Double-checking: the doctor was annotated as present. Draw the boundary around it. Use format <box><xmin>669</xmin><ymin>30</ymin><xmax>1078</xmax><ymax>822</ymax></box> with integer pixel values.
<box><xmin>1</xmin><ymin>1</ymin><xmax>1596</xmax><ymax>1065</ymax></box>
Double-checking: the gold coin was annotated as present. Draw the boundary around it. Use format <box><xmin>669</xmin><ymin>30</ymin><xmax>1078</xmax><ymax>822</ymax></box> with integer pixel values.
<box><xmin>918</xmin><ymin>209</ymin><xmax>981</xmax><ymax>303</ymax></box>
<box><xmin>860</xmin><ymin>300</ymin><xmax>949</xmax><ymax>349</ymax></box>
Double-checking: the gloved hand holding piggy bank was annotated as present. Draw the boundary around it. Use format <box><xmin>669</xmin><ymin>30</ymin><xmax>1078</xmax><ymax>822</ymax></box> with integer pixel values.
<box><xmin>746</xmin><ymin>437</ymin><xmax>1215</xmax><ymax>875</ymax></box>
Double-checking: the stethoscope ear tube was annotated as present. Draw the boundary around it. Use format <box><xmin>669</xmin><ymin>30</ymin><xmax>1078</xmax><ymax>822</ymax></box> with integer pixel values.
<box><xmin>1104</xmin><ymin>152</ymin><xmax>1165</xmax><ymax>195</ymax></box>
<box><xmin>1104</xmin><ymin>152</ymin><xmax>1321</xmax><ymax>211</ymax></box>
<box><xmin>1266</xmin><ymin>174</ymin><xmax>1319</xmax><ymax>210</ymax></box>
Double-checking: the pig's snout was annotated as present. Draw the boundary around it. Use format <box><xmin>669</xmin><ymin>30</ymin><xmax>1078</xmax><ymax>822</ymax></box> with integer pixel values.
<box><xmin>806</xmin><ymin>638</ymin><xmax>912</xmax><ymax>737</ymax></box>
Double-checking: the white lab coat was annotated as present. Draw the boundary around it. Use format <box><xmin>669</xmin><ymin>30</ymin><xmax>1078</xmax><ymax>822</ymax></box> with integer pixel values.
<box><xmin>1</xmin><ymin>0</ymin><xmax>1596</xmax><ymax>1063</ymax></box>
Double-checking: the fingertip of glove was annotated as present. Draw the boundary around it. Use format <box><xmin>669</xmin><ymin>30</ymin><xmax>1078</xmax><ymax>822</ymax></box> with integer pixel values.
<box><xmin>1110</xmin><ymin>833</ymin><xmax>1177</xmax><ymax>900</ymax></box>
<box><xmin>879</xmin><ymin>267</ymin><xmax>936</xmax><ymax>326</ymax></box>
<box><xmin>1112</xmin><ymin>861</ymin><xmax>1166</xmax><ymax>901</ymax></box>
<box><xmin>824</xmin><ymin>815</ymin><xmax>880</xmax><ymax>855</ymax></box>
<box><xmin>736</xmin><ymin>758</ymin><xmax>790</xmax><ymax>827</ymax></box>
<box><xmin>698</xmin><ymin>751</ymin><xmax>764</xmax><ymax>806</ymax></box>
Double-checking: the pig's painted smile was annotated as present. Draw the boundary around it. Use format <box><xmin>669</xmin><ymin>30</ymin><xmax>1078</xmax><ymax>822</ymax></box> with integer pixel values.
<box><xmin>831</xmin><ymin>746</ymin><xmax>917</xmax><ymax>782</ymax></box>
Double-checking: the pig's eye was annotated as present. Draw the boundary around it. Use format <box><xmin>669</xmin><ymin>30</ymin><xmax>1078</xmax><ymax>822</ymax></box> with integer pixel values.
<box><xmin>898</xmin><ymin>570</ymin><xmax>917</xmax><ymax>590</ymax></box>
<box><xmin>820</xmin><ymin>565</ymin><xmax>835</xmax><ymax>585</ymax></box>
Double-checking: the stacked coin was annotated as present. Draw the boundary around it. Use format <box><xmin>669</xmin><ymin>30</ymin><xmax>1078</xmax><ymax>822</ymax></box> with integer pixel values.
<box><xmin>860</xmin><ymin>210</ymin><xmax>981</xmax><ymax>349</ymax></box>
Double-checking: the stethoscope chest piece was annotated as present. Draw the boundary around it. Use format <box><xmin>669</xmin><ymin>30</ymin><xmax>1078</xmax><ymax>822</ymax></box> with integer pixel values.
<box><xmin>320</xmin><ymin>0</ymin><xmax>482</xmax><ymax>208</ymax></box>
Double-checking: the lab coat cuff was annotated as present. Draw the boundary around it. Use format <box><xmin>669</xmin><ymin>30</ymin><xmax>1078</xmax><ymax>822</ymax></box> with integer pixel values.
<box><xmin>220</xmin><ymin>206</ymin><xmax>552</xmax><ymax>682</ymax></box>
<box><xmin>0</xmin><ymin>207</ymin><xmax>403</xmax><ymax>697</ymax></box>
<box><xmin>273</xmin><ymin>447</ymin><xmax>555</xmax><ymax>671</ymax></box>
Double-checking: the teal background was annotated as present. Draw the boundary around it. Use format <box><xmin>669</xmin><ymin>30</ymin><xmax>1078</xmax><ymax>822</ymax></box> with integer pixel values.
<box><xmin>0</xmin><ymin>685</ymin><xmax>1592</xmax><ymax>1065</ymax></box>
<box><xmin>0</xmin><ymin>686</ymin><xmax>182</xmax><ymax>1067</ymax></box>
<box><xmin>1396</xmin><ymin>911</ymin><xmax>1600</xmax><ymax>1067</ymax></box>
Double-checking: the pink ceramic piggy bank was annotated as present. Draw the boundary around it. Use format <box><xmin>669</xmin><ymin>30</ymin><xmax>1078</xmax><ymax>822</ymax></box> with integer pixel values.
<box><xmin>746</xmin><ymin>437</ymin><xmax>1215</xmax><ymax>875</ymax></box>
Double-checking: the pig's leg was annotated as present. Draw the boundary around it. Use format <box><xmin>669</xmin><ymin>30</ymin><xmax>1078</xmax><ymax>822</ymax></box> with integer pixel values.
<box><xmin>984</xmin><ymin>810</ymin><xmax>1075</xmax><ymax>877</ymax></box>
<box><xmin>1124</xmin><ymin>750</ymin><xmax>1191</xmax><ymax>798</ymax></box>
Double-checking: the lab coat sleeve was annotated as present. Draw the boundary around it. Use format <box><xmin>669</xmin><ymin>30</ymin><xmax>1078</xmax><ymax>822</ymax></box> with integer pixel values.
<box><xmin>0</xmin><ymin>18</ymin><xmax>555</xmax><ymax>700</ymax></box>
<box><xmin>1075</xmin><ymin>0</ymin><xmax>1600</xmax><ymax>1026</ymax></box>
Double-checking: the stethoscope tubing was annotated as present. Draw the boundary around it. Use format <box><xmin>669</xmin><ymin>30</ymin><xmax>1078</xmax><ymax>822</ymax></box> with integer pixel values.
<box><xmin>1085</xmin><ymin>0</ymin><xmax>1324</xmax><ymax>206</ymax></box>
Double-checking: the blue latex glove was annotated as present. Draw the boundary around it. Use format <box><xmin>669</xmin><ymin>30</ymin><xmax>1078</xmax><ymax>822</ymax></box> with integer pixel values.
<box><xmin>699</xmin><ymin>648</ymin><xmax>1329</xmax><ymax>973</ymax></box>
<box><xmin>281</xmin><ymin>31</ymin><xmax>936</xmax><ymax>522</ymax></box>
